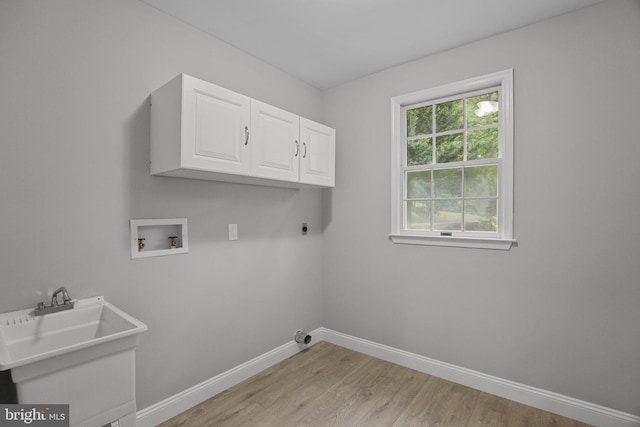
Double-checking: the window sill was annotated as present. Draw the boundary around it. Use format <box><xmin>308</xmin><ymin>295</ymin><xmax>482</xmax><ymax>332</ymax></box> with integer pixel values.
<box><xmin>389</xmin><ymin>233</ymin><xmax>515</xmax><ymax>250</ymax></box>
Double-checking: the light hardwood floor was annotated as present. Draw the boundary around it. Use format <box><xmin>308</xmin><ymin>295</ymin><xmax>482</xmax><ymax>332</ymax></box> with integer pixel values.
<box><xmin>159</xmin><ymin>341</ymin><xmax>592</xmax><ymax>427</ymax></box>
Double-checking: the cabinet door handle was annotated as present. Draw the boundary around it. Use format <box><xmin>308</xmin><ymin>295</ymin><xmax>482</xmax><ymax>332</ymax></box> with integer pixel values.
<box><xmin>244</xmin><ymin>126</ymin><xmax>250</xmax><ymax>145</ymax></box>
<box><xmin>295</xmin><ymin>140</ymin><xmax>299</xmax><ymax>157</ymax></box>
<box><xmin>302</xmin><ymin>142</ymin><xmax>307</xmax><ymax>158</ymax></box>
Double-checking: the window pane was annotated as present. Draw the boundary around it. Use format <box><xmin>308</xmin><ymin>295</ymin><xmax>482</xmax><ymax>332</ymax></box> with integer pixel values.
<box><xmin>436</xmin><ymin>133</ymin><xmax>463</xmax><ymax>163</ymax></box>
<box><xmin>435</xmin><ymin>99</ymin><xmax>463</xmax><ymax>132</ymax></box>
<box><xmin>406</xmin><ymin>200</ymin><xmax>431</xmax><ymax>230</ymax></box>
<box><xmin>407</xmin><ymin>137</ymin><xmax>432</xmax><ymax>166</ymax></box>
<box><xmin>464</xmin><ymin>165</ymin><xmax>498</xmax><ymax>197</ymax></box>
<box><xmin>434</xmin><ymin>168</ymin><xmax>462</xmax><ymax>198</ymax></box>
<box><xmin>407</xmin><ymin>171</ymin><xmax>431</xmax><ymax>199</ymax></box>
<box><xmin>467</xmin><ymin>128</ymin><xmax>498</xmax><ymax>160</ymax></box>
<box><xmin>434</xmin><ymin>200</ymin><xmax>462</xmax><ymax>231</ymax></box>
<box><xmin>464</xmin><ymin>199</ymin><xmax>497</xmax><ymax>231</ymax></box>
<box><xmin>407</xmin><ymin>105</ymin><xmax>432</xmax><ymax>137</ymax></box>
<box><xmin>467</xmin><ymin>91</ymin><xmax>499</xmax><ymax>128</ymax></box>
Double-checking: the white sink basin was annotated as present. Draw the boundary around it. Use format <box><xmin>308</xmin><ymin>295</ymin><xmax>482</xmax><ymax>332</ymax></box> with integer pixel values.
<box><xmin>0</xmin><ymin>296</ymin><xmax>147</xmax><ymax>427</ymax></box>
<box><xmin>0</xmin><ymin>296</ymin><xmax>147</xmax><ymax>371</ymax></box>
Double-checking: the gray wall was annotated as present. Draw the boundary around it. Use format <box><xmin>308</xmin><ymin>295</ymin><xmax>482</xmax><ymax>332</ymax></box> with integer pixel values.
<box><xmin>2</xmin><ymin>0</ymin><xmax>639</xmax><ymax>418</ymax></box>
<box><xmin>321</xmin><ymin>0</ymin><xmax>640</xmax><ymax>416</ymax></box>
<box><xmin>0</xmin><ymin>0</ymin><xmax>324</xmax><ymax>409</ymax></box>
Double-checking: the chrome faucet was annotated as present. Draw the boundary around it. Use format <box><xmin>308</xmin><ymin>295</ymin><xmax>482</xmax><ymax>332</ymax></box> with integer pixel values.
<box><xmin>34</xmin><ymin>287</ymin><xmax>75</xmax><ymax>316</ymax></box>
<box><xmin>51</xmin><ymin>287</ymin><xmax>72</xmax><ymax>306</ymax></box>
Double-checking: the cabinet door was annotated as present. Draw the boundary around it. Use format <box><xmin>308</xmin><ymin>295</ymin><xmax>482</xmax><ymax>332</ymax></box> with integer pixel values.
<box><xmin>250</xmin><ymin>100</ymin><xmax>300</xmax><ymax>182</ymax></box>
<box><xmin>299</xmin><ymin>118</ymin><xmax>335</xmax><ymax>187</ymax></box>
<box><xmin>181</xmin><ymin>75</ymin><xmax>251</xmax><ymax>175</ymax></box>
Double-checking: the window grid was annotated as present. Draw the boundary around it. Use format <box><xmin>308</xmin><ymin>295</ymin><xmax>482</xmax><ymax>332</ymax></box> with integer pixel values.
<box><xmin>404</xmin><ymin>171</ymin><xmax>499</xmax><ymax>233</ymax></box>
<box><xmin>402</xmin><ymin>88</ymin><xmax>500</xmax><ymax>235</ymax></box>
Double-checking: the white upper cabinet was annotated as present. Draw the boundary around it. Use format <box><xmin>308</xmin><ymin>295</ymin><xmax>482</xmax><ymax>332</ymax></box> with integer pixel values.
<box><xmin>299</xmin><ymin>118</ymin><xmax>335</xmax><ymax>187</ymax></box>
<box><xmin>150</xmin><ymin>74</ymin><xmax>335</xmax><ymax>188</ymax></box>
<box><xmin>187</xmin><ymin>78</ymin><xmax>250</xmax><ymax>174</ymax></box>
<box><xmin>250</xmin><ymin>100</ymin><xmax>300</xmax><ymax>182</ymax></box>
<box><xmin>151</xmin><ymin>74</ymin><xmax>251</xmax><ymax>177</ymax></box>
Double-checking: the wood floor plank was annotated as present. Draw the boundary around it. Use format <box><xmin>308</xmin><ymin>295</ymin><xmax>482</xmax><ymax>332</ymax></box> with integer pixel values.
<box><xmin>466</xmin><ymin>391</ymin><xmax>510</xmax><ymax>427</ymax></box>
<box><xmin>350</xmin><ymin>364</ymin><xmax>431</xmax><ymax>427</ymax></box>
<box><xmin>269</xmin><ymin>388</ymin><xmax>348</xmax><ymax>427</ymax></box>
<box><xmin>159</xmin><ymin>342</ymin><xmax>593</xmax><ymax>427</ymax></box>
<box><xmin>248</xmin><ymin>343</ymin><xmax>369</xmax><ymax>411</ymax></box>
<box><xmin>392</xmin><ymin>376</ymin><xmax>480</xmax><ymax>427</ymax></box>
<box><xmin>323</xmin><ymin>359</ymin><xmax>430</xmax><ymax>426</ymax></box>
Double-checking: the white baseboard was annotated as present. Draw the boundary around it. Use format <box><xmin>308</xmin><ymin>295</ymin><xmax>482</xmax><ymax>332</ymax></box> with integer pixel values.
<box><xmin>319</xmin><ymin>328</ymin><xmax>640</xmax><ymax>427</ymax></box>
<box><xmin>136</xmin><ymin>327</ymin><xmax>640</xmax><ymax>427</ymax></box>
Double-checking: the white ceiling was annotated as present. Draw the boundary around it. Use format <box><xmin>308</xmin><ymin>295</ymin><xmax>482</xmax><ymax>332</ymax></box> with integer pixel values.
<box><xmin>141</xmin><ymin>0</ymin><xmax>604</xmax><ymax>90</ymax></box>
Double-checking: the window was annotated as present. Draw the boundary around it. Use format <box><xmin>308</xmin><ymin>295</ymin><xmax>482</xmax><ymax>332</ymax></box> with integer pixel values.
<box><xmin>390</xmin><ymin>70</ymin><xmax>514</xmax><ymax>250</ymax></box>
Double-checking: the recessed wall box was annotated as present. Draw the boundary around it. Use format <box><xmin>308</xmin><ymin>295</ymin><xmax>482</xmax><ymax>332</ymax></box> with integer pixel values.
<box><xmin>130</xmin><ymin>218</ymin><xmax>188</xmax><ymax>259</ymax></box>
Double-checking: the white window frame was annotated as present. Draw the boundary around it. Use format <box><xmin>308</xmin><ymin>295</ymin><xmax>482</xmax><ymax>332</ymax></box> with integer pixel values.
<box><xmin>390</xmin><ymin>69</ymin><xmax>515</xmax><ymax>250</ymax></box>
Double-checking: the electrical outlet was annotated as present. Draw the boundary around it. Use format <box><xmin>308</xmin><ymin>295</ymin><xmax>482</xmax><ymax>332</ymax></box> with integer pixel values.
<box><xmin>228</xmin><ymin>224</ymin><xmax>238</xmax><ymax>241</ymax></box>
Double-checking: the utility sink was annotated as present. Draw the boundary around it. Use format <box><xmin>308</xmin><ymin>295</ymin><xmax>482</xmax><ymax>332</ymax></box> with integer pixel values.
<box><xmin>0</xmin><ymin>296</ymin><xmax>146</xmax><ymax>371</ymax></box>
<box><xmin>0</xmin><ymin>296</ymin><xmax>147</xmax><ymax>427</ymax></box>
